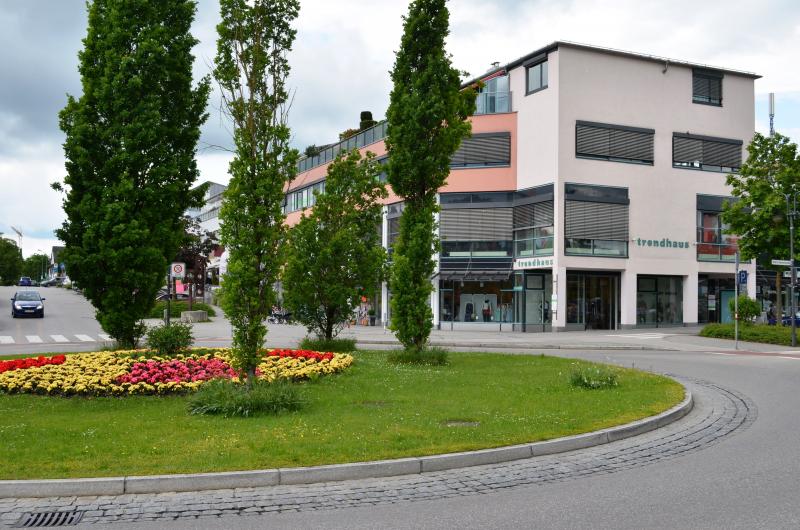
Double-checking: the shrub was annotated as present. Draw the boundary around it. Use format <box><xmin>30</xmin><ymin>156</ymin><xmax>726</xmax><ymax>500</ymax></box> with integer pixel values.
<box><xmin>700</xmin><ymin>322</ymin><xmax>793</xmax><ymax>345</ymax></box>
<box><xmin>299</xmin><ymin>337</ymin><xmax>356</xmax><ymax>353</ymax></box>
<box><xmin>149</xmin><ymin>301</ymin><xmax>216</xmax><ymax>319</ymax></box>
<box><xmin>146</xmin><ymin>322</ymin><xmax>194</xmax><ymax>356</ymax></box>
<box><xmin>728</xmin><ymin>295</ymin><xmax>761</xmax><ymax>323</ymax></box>
<box><xmin>187</xmin><ymin>378</ymin><xmax>304</xmax><ymax>417</ymax></box>
<box><xmin>570</xmin><ymin>363</ymin><xmax>619</xmax><ymax>389</ymax></box>
<box><xmin>388</xmin><ymin>346</ymin><xmax>449</xmax><ymax>366</ymax></box>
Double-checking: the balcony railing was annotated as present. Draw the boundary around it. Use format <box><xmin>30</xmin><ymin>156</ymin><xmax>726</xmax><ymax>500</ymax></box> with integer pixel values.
<box><xmin>475</xmin><ymin>91</ymin><xmax>512</xmax><ymax>115</ymax></box>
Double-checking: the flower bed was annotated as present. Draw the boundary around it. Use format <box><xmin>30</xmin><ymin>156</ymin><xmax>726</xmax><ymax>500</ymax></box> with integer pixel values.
<box><xmin>0</xmin><ymin>354</ymin><xmax>66</xmax><ymax>374</ymax></box>
<box><xmin>0</xmin><ymin>348</ymin><xmax>353</xmax><ymax>396</ymax></box>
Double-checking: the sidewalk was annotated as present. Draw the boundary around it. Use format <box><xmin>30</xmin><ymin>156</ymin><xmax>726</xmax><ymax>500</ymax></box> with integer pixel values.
<box><xmin>172</xmin><ymin>309</ymin><xmax>800</xmax><ymax>354</ymax></box>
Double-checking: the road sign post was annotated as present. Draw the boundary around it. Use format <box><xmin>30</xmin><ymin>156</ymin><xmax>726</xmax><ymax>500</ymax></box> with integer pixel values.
<box><xmin>734</xmin><ymin>252</ymin><xmax>739</xmax><ymax>350</ymax></box>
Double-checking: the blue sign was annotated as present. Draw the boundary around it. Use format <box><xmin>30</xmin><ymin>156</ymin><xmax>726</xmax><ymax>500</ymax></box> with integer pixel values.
<box><xmin>738</xmin><ymin>270</ymin><xmax>748</xmax><ymax>285</ymax></box>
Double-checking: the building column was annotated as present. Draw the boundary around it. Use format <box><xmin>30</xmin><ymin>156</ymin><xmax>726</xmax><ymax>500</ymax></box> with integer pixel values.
<box><xmin>683</xmin><ymin>271</ymin><xmax>699</xmax><ymax>326</ymax></box>
<box><xmin>620</xmin><ymin>270</ymin><xmax>637</xmax><ymax>329</ymax></box>
<box><xmin>552</xmin><ymin>266</ymin><xmax>568</xmax><ymax>331</ymax></box>
<box><xmin>431</xmin><ymin>277</ymin><xmax>440</xmax><ymax>328</ymax></box>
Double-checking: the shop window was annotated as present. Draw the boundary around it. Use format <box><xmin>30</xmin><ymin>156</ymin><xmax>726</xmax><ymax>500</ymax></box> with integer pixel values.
<box><xmin>637</xmin><ymin>276</ymin><xmax>683</xmax><ymax>326</ymax></box>
<box><xmin>697</xmin><ymin>211</ymin><xmax>738</xmax><ymax>261</ymax></box>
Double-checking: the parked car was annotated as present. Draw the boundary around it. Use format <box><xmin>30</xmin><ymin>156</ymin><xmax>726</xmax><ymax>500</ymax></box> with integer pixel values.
<box><xmin>11</xmin><ymin>291</ymin><xmax>45</xmax><ymax>318</ymax></box>
<box><xmin>40</xmin><ymin>277</ymin><xmax>65</xmax><ymax>288</ymax></box>
<box><xmin>155</xmin><ymin>292</ymin><xmax>190</xmax><ymax>301</ymax></box>
<box><xmin>18</xmin><ymin>277</ymin><xmax>32</xmax><ymax>286</ymax></box>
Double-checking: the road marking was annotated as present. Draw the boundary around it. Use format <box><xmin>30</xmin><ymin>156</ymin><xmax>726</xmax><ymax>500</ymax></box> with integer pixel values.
<box><xmin>50</xmin><ymin>335</ymin><xmax>69</xmax><ymax>343</ymax></box>
<box><xmin>708</xmin><ymin>351</ymin><xmax>738</xmax><ymax>356</ymax></box>
<box><xmin>75</xmin><ymin>334</ymin><xmax>95</xmax><ymax>342</ymax></box>
<box><xmin>606</xmin><ymin>333</ymin><xmax>674</xmax><ymax>339</ymax></box>
<box><xmin>98</xmin><ymin>334</ymin><xmax>112</xmax><ymax>341</ymax></box>
<box><xmin>0</xmin><ymin>336</ymin><xmax>14</xmax><ymax>344</ymax></box>
<box><xmin>25</xmin><ymin>335</ymin><xmax>43</xmax><ymax>343</ymax></box>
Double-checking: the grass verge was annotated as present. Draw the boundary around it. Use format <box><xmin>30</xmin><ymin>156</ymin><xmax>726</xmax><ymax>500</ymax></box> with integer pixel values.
<box><xmin>700</xmin><ymin>323</ymin><xmax>794</xmax><ymax>346</ymax></box>
<box><xmin>0</xmin><ymin>351</ymin><xmax>683</xmax><ymax>479</ymax></box>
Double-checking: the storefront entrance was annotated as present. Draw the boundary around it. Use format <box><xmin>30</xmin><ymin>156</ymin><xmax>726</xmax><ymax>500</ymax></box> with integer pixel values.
<box><xmin>566</xmin><ymin>272</ymin><xmax>620</xmax><ymax>330</ymax></box>
<box><xmin>637</xmin><ymin>275</ymin><xmax>684</xmax><ymax>327</ymax></box>
<box><xmin>698</xmin><ymin>275</ymin><xmax>735</xmax><ymax>324</ymax></box>
<box><xmin>514</xmin><ymin>272</ymin><xmax>552</xmax><ymax>332</ymax></box>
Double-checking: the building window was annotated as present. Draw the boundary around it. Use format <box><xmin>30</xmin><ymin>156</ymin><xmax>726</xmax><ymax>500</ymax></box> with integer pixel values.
<box><xmin>512</xmin><ymin>199</ymin><xmax>554</xmax><ymax>258</ymax></box>
<box><xmin>476</xmin><ymin>73</ymin><xmax>511</xmax><ymax>115</ymax></box>
<box><xmin>450</xmin><ymin>133</ymin><xmax>511</xmax><ymax>168</ymax></box>
<box><xmin>576</xmin><ymin>121</ymin><xmax>654</xmax><ymax>165</ymax></box>
<box><xmin>564</xmin><ymin>184</ymin><xmax>629</xmax><ymax>257</ymax></box>
<box><xmin>697</xmin><ymin>211</ymin><xmax>738</xmax><ymax>261</ymax></box>
<box><xmin>526</xmin><ymin>59</ymin><xmax>548</xmax><ymax>95</ymax></box>
<box><xmin>673</xmin><ymin>133</ymin><xmax>742</xmax><ymax>173</ymax></box>
<box><xmin>439</xmin><ymin>208</ymin><xmax>513</xmax><ymax>258</ymax></box>
<box><xmin>693</xmin><ymin>69</ymin><xmax>723</xmax><ymax>106</ymax></box>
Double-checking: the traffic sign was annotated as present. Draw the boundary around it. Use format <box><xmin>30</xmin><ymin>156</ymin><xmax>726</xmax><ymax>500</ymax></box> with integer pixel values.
<box><xmin>772</xmin><ymin>259</ymin><xmax>793</xmax><ymax>266</ymax></box>
<box><xmin>738</xmin><ymin>270</ymin><xmax>748</xmax><ymax>284</ymax></box>
<box><xmin>170</xmin><ymin>262</ymin><xmax>186</xmax><ymax>279</ymax></box>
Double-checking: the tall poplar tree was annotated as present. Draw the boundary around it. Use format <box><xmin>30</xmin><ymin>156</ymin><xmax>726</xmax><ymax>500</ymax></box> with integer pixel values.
<box><xmin>386</xmin><ymin>0</ymin><xmax>476</xmax><ymax>352</ymax></box>
<box><xmin>56</xmin><ymin>0</ymin><xmax>209</xmax><ymax>347</ymax></box>
<box><xmin>214</xmin><ymin>0</ymin><xmax>300</xmax><ymax>383</ymax></box>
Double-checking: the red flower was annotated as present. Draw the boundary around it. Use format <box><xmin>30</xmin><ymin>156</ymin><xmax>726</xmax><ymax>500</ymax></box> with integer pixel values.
<box><xmin>0</xmin><ymin>354</ymin><xmax>66</xmax><ymax>374</ymax></box>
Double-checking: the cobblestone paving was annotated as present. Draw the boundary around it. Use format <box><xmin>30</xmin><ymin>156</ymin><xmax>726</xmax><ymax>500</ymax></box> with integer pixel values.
<box><xmin>0</xmin><ymin>377</ymin><xmax>756</xmax><ymax>527</ymax></box>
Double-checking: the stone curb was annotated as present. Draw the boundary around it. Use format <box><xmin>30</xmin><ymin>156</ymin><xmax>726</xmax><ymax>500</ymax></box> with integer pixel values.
<box><xmin>0</xmin><ymin>384</ymin><xmax>692</xmax><ymax>499</ymax></box>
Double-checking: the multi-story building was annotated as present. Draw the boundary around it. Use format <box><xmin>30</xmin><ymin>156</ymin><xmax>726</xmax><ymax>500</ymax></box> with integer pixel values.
<box><xmin>284</xmin><ymin>41</ymin><xmax>760</xmax><ymax>331</ymax></box>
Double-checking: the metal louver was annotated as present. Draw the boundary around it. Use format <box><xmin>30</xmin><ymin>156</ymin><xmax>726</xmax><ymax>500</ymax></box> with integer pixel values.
<box><xmin>565</xmin><ymin>201</ymin><xmax>629</xmax><ymax>240</ymax></box>
<box><xmin>440</xmin><ymin>208</ymin><xmax>513</xmax><ymax>240</ymax></box>
<box><xmin>514</xmin><ymin>202</ymin><xmax>554</xmax><ymax>229</ymax></box>
<box><xmin>451</xmin><ymin>133</ymin><xmax>511</xmax><ymax>167</ymax></box>
<box><xmin>576</xmin><ymin>122</ymin><xmax>653</xmax><ymax>163</ymax></box>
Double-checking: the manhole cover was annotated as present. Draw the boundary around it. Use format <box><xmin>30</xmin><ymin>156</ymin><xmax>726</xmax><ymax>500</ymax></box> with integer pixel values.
<box><xmin>13</xmin><ymin>511</ymin><xmax>84</xmax><ymax>528</ymax></box>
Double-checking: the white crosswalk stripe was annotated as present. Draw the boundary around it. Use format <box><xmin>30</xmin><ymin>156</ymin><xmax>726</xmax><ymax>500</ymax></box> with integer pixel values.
<box><xmin>75</xmin><ymin>334</ymin><xmax>95</xmax><ymax>342</ymax></box>
<box><xmin>25</xmin><ymin>335</ymin><xmax>43</xmax><ymax>343</ymax></box>
<box><xmin>50</xmin><ymin>335</ymin><xmax>69</xmax><ymax>343</ymax></box>
<box><xmin>98</xmin><ymin>334</ymin><xmax>112</xmax><ymax>341</ymax></box>
<box><xmin>0</xmin><ymin>336</ymin><xmax>14</xmax><ymax>344</ymax></box>
<box><xmin>606</xmin><ymin>333</ymin><xmax>674</xmax><ymax>340</ymax></box>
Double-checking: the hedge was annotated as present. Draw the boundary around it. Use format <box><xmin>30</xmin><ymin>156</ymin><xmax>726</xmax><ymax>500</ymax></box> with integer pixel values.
<box><xmin>149</xmin><ymin>301</ymin><xmax>217</xmax><ymax>319</ymax></box>
<box><xmin>699</xmin><ymin>323</ymin><xmax>794</xmax><ymax>346</ymax></box>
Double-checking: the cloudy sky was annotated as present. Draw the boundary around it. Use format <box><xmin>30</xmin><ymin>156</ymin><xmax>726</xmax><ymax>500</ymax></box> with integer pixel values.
<box><xmin>1</xmin><ymin>0</ymin><xmax>798</xmax><ymax>258</ymax></box>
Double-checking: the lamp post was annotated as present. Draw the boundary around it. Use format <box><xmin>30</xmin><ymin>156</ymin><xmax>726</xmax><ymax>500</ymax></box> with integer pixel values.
<box><xmin>787</xmin><ymin>194</ymin><xmax>797</xmax><ymax>347</ymax></box>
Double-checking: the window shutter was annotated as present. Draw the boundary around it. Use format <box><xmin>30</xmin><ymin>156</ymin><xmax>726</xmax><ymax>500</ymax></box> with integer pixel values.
<box><xmin>440</xmin><ymin>208</ymin><xmax>512</xmax><ymax>240</ymax></box>
<box><xmin>673</xmin><ymin>136</ymin><xmax>703</xmax><ymax>165</ymax></box>
<box><xmin>513</xmin><ymin>202</ymin><xmax>553</xmax><ymax>229</ymax></box>
<box><xmin>576</xmin><ymin>124</ymin><xmax>610</xmax><ymax>158</ymax></box>
<box><xmin>703</xmin><ymin>140</ymin><xmax>741</xmax><ymax>168</ymax></box>
<box><xmin>451</xmin><ymin>134</ymin><xmax>510</xmax><ymax>167</ymax></box>
<box><xmin>576</xmin><ymin>122</ymin><xmax>653</xmax><ymax>163</ymax></box>
<box><xmin>611</xmin><ymin>129</ymin><xmax>653</xmax><ymax>162</ymax></box>
<box><xmin>565</xmin><ymin>201</ymin><xmax>629</xmax><ymax>240</ymax></box>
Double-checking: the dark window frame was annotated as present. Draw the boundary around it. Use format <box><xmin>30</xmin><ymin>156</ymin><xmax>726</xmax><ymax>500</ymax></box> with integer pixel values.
<box><xmin>692</xmin><ymin>69</ymin><xmax>723</xmax><ymax>107</ymax></box>
<box><xmin>672</xmin><ymin>132</ymin><xmax>742</xmax><ymax>173</ymax></box>
<box><xmin>524</xmin><ymin>54</ymin><xmax>549</xmax><ymax>96</ymax></box>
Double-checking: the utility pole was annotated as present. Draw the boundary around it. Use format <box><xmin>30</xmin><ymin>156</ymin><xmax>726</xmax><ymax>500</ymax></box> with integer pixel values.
<box><xmin>735</xmin><ymin>251</ymin><xmax>740</xmax><ymax>350</ymax></box>
<box><xmin>789</xmin><ymin>193</ymin><xmax>797</xmax><ymax>347</ymax></box>
<box><xmin>769</xmin><ymin>93</ymin><xmax>775</xmax><ymax>137</ymax></box>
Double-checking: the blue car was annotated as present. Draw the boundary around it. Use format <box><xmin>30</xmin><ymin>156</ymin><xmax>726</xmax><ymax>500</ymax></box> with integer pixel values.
<box><xmin>11</xmin><ymin>291</ymin><xmax>45</xmax><ymax>318</ymax></box>
<box><xmin>18</xmin><ymin>276</ymin><xmax>32</xmax><ymax>286</ymax></box>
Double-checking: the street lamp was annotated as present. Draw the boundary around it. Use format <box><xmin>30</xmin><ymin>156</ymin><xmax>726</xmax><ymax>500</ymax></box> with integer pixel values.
<box><xmin>37</xmin><ymin>249</ymin><xmax>46</xmax><ymax>282</ymax></box>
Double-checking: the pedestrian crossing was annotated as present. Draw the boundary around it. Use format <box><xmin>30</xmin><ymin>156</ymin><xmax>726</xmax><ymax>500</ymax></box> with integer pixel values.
<box><xmin>0</xmin><ymin>333</ymin><xmax>115</xmax><ymax>345</ymax></box>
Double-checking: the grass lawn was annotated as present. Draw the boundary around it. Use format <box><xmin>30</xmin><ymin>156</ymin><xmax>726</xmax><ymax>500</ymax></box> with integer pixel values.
<box><xmin>0</xmin><ymin>351</ymin><xmax>683</xmax><ymax>480</ymax></box>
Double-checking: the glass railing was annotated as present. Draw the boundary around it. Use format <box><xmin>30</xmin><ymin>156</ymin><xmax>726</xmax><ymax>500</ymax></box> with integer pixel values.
<box><xmin>297</xmin><ymin>121</ymin><xmax>388</xmax><ymax>174</ymax></box>
<box><xmin>475</xmin><ymin>91</ymin><xmax>512</xmax><ymax>115</ymax></box>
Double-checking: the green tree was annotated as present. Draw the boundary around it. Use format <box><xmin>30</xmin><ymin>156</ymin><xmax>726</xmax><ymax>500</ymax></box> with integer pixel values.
<box><xmin>283</xmin><ymin>150</ymin><xmax>387</xmax><ymax>340</ymax></box>
<box><xmin>0</xmin><ymin>239</ymin><xmax>23</xmax><ymax>286</ymax></box>
<box><xmin>54</xmin><ymin>0</ymin><xmax>210</xmax><ymax>348</ymax></box>
<box><xmin>214</xmin><ymin>0</ymin><xmax>300</xmax><ymax>383</ymax></box>
<box><xmin>22</xmin><ymin>253</ymin><xmax>50</xmax><ymax>282</ymax></box>
<box><xmin>385</xmin><ymin>0</ymin><xmax>476</xmax><ymax>352</ymax></box>
<box><xmin>723</xmin><ymin>132</ymin><xmax>800</xmax><ymax>319</ymax></box>
<box><xmin>729</xmin><ymin>295</ymin><xmax>761</xmax><ymax>324</ymax></box>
